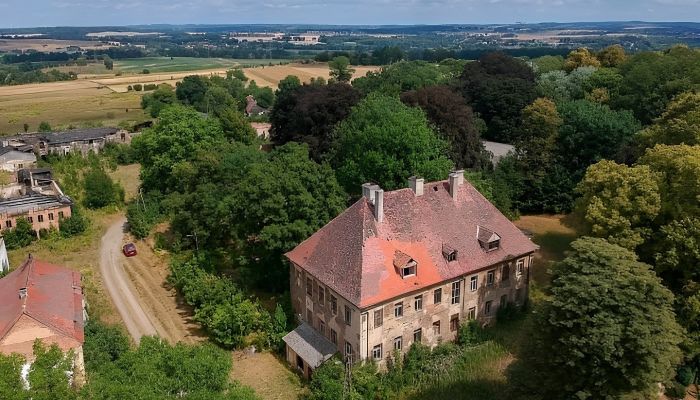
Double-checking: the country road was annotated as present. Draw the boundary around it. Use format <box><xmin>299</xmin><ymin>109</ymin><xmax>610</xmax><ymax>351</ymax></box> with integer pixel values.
<box><xmin>99</xmin><ymin>216</ymin><xmax>158</xmax><ymax>342</ymax></box>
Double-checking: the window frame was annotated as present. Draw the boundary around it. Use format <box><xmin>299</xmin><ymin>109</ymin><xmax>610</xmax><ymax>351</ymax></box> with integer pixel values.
<box><xmin>413</xmin><ymin>328</ymin><xmax>422</xmax><ymax>343</ymax></box>
<box><xmin>486</xmin><ymin>270</ymin><xmax>495</xmax><ymax>286</ymax></box>
<box><xmin>306</xmin><ymin>277</ymin><xmax>313</xmax><ymax>296</ymax></box>
<box><xmin>433</xmin><ymin>288</ymin><xmax>442</xmax><ymax>304</ymax></box>
<box><xmin>394</xmin><ymin>302</ymin><xmax>403</xmax><ymax>318</ymax></box>
<box><xmin>344</xmin><ymin>305</ymin><xmax>352</xmax><ymax>326</ymax></box>
<box><xmin>450</xmin><ymin>314</ymin><xmax>459</xmax><ymax>332</ymax></box>
<box><xmin>372</xmin><ymin>344</ymin><xmax>383</xmax><ymax>360</ymax></box>
<box><xmin>330</xmin><ymin>295</ymin><xmax>338</xmax><ymax>315</ymax></box>
<box><xmin>451</xmin><ymin>281</ymin><xmax>461</xmax><ymax>305</ymax></box>
<box><xmin>38</xmin><ymin>214</ymin><xmax>44</xmax><ymax>223</ymax></box>
<box><xmin>393</xmin><ymin>336</ymin><xmax>402</xmax><ymax>351</ymax></box>
<box><xmin>470</xmin><ymin>275</ymin><xmax>478</xmax><ymax>292</ymax></box>
<box><xmin>516</xmin><ymin>258</ymin><xmax>524</xmax><ymax>277</ymax></box>
<box><xmin>373</xmin><ymin>309</ymin><xmax>383</xmax><ymax>328</ymax></box>
<box><xmin>432</xmin><ymin>320</ymin><xmax>441</xmax><ymax>336</ymax></box>
<box><xmin>467</xmin><ymin>307</ymin><xmax>476</xmax><ymax>320</ymax></box>
<box><xmin>485</xmin><ymin>300</ymin><xmax>493</xmax><ymax>315</ymax></box>
<box><xmin>318</xmin><ymin>286</ymin><xmax>325</xmax><ymax>306</ymax></box>
<box><xmin>414</xmin><ymin>295</ymin><xmax>423</xmax><ymax>311</ymax></box>
<box><xmin>330</xmin><ymin>329</ymin><xmax>337</xmax><ymax>345</ymax></box>
<box><xmin>502</xmin><ymin>264</ymin><xmax>510</xmax><ymax>282</ymax></box>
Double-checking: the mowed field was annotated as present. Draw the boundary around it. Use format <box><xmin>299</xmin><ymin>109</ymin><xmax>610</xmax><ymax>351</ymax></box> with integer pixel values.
<box><xmin>0</xmin><ymin>61</ymin><xmax>378</xmax><ymax>134</ymax></box>
<box><xmin>114</xmin><ymin>57</ymin><xmax>291</xmax><ymax>73</ymax></box>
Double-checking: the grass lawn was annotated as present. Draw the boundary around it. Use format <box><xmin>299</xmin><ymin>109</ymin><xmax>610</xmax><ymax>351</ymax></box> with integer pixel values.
<box><xmin>114</xmin><ymin>57</ymin><xmax>290</xmax><ymax>74</ymax></box>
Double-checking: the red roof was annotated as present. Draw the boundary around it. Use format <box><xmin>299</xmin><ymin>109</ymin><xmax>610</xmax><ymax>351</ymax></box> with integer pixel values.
<box><xmin>0</xmin><ymin>258</ymin><xmax>85</xmax><ymax>344</ymax></box>
<box><xmin>286</xmin><ymin>178</ymin><xmax>538</xmax><ymax>309</ymax></box>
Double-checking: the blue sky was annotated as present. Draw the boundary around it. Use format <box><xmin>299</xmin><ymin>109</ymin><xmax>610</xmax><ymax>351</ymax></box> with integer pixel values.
<box><xmin>0</xmin><ymin>0</ymin><xmax>698</xmax><ymax>28</ymax></box>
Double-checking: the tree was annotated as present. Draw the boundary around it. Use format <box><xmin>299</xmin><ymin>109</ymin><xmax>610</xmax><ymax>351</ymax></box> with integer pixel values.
<box><xmin>328</xmin><ymin>56</ymin><xmax>354</xmax><ymax>82</ymax></box>
<box><xmin>509</xmin><ymin>237</ymin><xmax>684</xmax><ymax>399</ymax></box>
<box><xmin>103</xmin><ymin>55</ymin><xmax>114</xmax><ymax>70</ymax></box>
<box><xmin>575</xmin><ymin>160</ymin><xmax>661</xmax><ymax>250</ymax></box>
<box><xmin>655</xmin><ymin>218</ymin><xmax>700</xmax><ymax>286</ymax></box>
<box><xmin>28</xmin><ymin>341</ymin><xmax>77</xmax><ymax>400</ymax></box>
<box><xmin>132</xmin><ymin>105</ymin><xmax>225</xmax><ymax>194</ymax></box>
<box><xmin>4</xmin><ymin>217</ymin><xmax>37</xmax><ymax>249</ymax></box>
<box><xmin>330</xmin><ymin>93</ymin><xmax>454</xmax><ymax>195</ymax></box>
<box><xmin>637</xmin><ymin>92</ymin><xmax>700</xmax><ymax>149</ymax></box>
<box><xmin>269</xmin><ymin>82</ymin><xmax>361</xmax><ymax>161</ymax></box>
<box><xmin>23</xmin><ymin>123</ymin><xmax>29</xmax><ymax>132</ymax></box>
<box><xmin>83</xmin><ymin>166</ymin><xmax>122</xmax><ymax>209</ymax></box>
<box><xmin>0</xmin><ymin>352</ymin><xmax>27</xmax><ymax>400</ymax></box>
<box><xmin>401</xmin><ymin>85</ymin><xmax>489</xmax><ymax>169</ymax></box>
<box><xmin>352</xmin><ymin>60</ymin><xmax>447</xmax><ymax>96</ymax></box>
<box><xmin>141</xmin><ymin>84</ymin><xmax>178</xmax><ymax>117</ymax></box>
<box><xmin>176</xmin><ymin>75</ymin><xmax>210</xmax><ymax>110</ymax></box>
<box><xmin>564</xmin><ymin>47</ymin><xmax>601</xmax><ymax>72</ymax></box>
<box><xmin>459</xmin><ymin>52</ymin><xmax>537</xmax><ymax>142</ymax></box>
<box><xmin>59</xmin><ymin>206</ymin><xmax>88</xmax><ymax>237</ymax></box>
<box><xmin>531</xmin><ymin>55</ymin><xmax>565</xmax><ymax>74</ymax></box>
<box><xmin>536</xmin><ymin>66</ymin><xmax>597</xmax><ymax>103</ymax></box>
<box><xmin>597</xmin><ymin>44</ymin><xmax>627</xmax><ymax>67</ymax></box>
<box><xmin>38</xmin><ymin>121</ymin><xmax>52</xmax><ymax>132</ymax></box>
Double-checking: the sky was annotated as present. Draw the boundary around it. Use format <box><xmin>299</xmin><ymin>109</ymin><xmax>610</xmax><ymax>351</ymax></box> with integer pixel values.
<box><xmin>0</xmin><ymin>0</ymin><xmax>699</xmax><ymax>28</ymax></box>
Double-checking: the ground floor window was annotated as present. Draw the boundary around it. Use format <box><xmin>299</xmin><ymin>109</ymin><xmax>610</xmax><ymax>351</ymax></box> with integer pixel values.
<box><xmin>450</xmin><ymin>314</ymin><xmax>459</xmax><ymax>331</ymax></box>
<box><xmin>394</xmin><ymin>336</ymin><xmax>402</xmax><ymax>351</ymax></box>
<box><xmin>372</xmin><ymin>344</ymin><xmax>382</xmax><ymax>360</ymax></box>
<box><xmin>432</xmin><ymin>320</ymin><xmax>441</xmax><ymax>336</ymax></box>
<box><xmin>413</xmin><ymin>328</ymin><xmax>422</xmax><ymax>343</ymax></box>
<box><xmin>485</xmin><ymin>301</ymin><xmax>493</xmax><ymax>315</ymax></box>
<box><xmin>467</xmin><ymin>307</ymin><xmax>476</xmax><ymax>320</ymax></box>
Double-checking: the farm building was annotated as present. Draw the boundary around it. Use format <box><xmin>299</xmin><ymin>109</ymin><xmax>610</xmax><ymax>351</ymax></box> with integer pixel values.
<box><xmin>284</xmin><ymin>171</ymin><xmax>537</xmax><ymax>376</ymax></box>
<box><xmin>2</xmin><ymin>127</ymin><xmax>131</xmax><ymax>157</ymax></box>
<box><xmin>0</xmin><ymin>256</ymin><xmax>86</xmax><ymax>376</ymax></box>
<box><xmin>0</xmin><ymin>147</ymin><xmax>37</xmax><ymax>174</ymax></box>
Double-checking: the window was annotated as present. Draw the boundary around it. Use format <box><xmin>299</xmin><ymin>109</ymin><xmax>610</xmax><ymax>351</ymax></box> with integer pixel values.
<box><xmin>372</xmin><ymin>344</ymin><xmax>383</xmax><ymax>360</ymax></box>
<box><xmin>58</xmin><ymin>211</ymin><xmax>64</xmax><ymax>220</ymax></box>
<box><xmin>5</xmin><ymin>220</ymin><xmax>11</xmax><ymax>228</ymax></box>
<box><xmin>433</xmin><ymin>288</ymin><xmax>442</xmax><ymax>304</ymax></box>
<box><xmin>394</xmin><ymin>336</ymin><xmax>403</xmax><ymax>351</ymax></box>
<box><xmin>470</xmin><ymin>276</ymin><xmax>478</xmax><ymax>292</ymax></box>
<box><xmin>330</xmin><ymin>329</ymin><xmax>337</xmax><ymax>345</ymax></box>
<box><xmin>295</xmin><ymin>268</ymin><xmax>301</xmax><ymax>286</ymax></box>
<box><xmin>500</xmin><ymin>294</ymin><xmax>508</xmax><ymax>308</ymax></box>
<box><xmin>374</xmin><ymin>309</ymin><xmax>383</xmax><ymax>328</ymax></box>
<box><xmin>345</xmin><ymin>341</ymin><xmax>353</xmax><ymax>360</ymax></box>
<box><xmin>306</xmin><ymin>277</ymin><xmax>313</xmax><ymax>296</ymax></box>
<box><xmin>48</xmin><ymin>213</ymin><xmax>54</xmax><ymax>221</ymax></box>
<box><xmin>394</xmin><ymin>302</ymin><xmax>403</xmax><ymax>318</ymax></box>
<box><xmin>467</xmin><ymin>307</ymin><xmax>476</xmax><ymax>320</ymax></box>
<box><xmin>443</xmin><ymin>244</ymin><xmax>458</xmax><ymax>262</ymax></box>
<box><xmin>27</xmin><ymin>217</ymin><xmax>33</xmax><ymax>223</ymax></box>
<box><xmin>488</xmin><ymin>239</ymin><xmax>500</xmax><ymax>251</ymax></box>
<box><xmin>502</xmin><ymin>265</ymin><xmax>510</xmax><ymax>282</ymax></box>
<box><xmin>485</xmin><ymin>301</ymin><xmax>493</xmax><ymax>315</ymax></box>
<box><xmin>486</xmin><ymin>270</ymin><xmax>495</xmax><ymax>286</ymax></box>
<box><xmin>450</xmin><ymin>314</ymin><xmax>459</xmax><ymax>332</ymax></box>
<box><xmin>401</xmin><ymin>261</ymin><xmax>417</xmax><ymax>278</ymax></box>
<box><xmin>451</xmin><ymin>281</ymin><xmax>461</xmax><ymax>305</ymax></box>
<box><xmin>38</xmin><ymin>215</ymin><xmax>44</xmax><ymax>223</ymax></box>
<box><xmin>414</xmin><ymin>295</ymin><xmax>423</xmax><ymax>311</ymax></box>
<box><xmin>413</xmin><ymin>328</ymin><xmax>422</xmax><ymax>343</ymax></box>
<box><xmin>432</xmin><ymin>320</ymin><xmax>441</xmax><ymax>336</ymax></box>
<box><xmin>516</xmin><ymin>259</ymin><xmax>524</xmax><ymax>277</ymax></box>
<box><xmin>330</xmin><ymin>295</ymin><xmax>337</xmax><ymax>315</ymax></box>
<box><xmin>344</xmin><ymin>305</ymin><xmax>352</xmax><ymax>325</ymax></box>
<box><xmin>319</xmin><ymin>320</ymin><xmax>326</xmax><ymax>337</ymax></box>
<box><xmin>318</xmin><ymin>286</ymin><xmax>325</xmax><ymax>305</ymax></box>
<box><xmin>306</xmin><ymin>309</ymin><xmax>313</xmax><ymax>324</ymax></box>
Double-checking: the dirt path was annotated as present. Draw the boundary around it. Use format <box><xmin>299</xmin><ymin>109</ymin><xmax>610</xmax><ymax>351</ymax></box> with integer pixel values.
<box><xmin>99</xmin><ymin>216</ymin><xmax>158</xmax><ymax>342</ymax></box>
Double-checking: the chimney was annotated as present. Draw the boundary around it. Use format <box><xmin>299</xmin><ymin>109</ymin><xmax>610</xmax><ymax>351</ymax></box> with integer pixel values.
<box><xmin>449</xmin><ymin>171</ymin><xmax>463</xmax><ymax>198</ymax></box>
<box><xmin>451</xmin><ymin>170</ymin><xmax>464</xmax><ymax>186</ymax></box>
<box><xmin>408</xmin><ymin>176</ymin><xmax>424</xmax><ymax>196</ymax></box>
<box><xmin>374</xmin><ymin>189</ymin><xmax>384</xmax><ymax>222</ymax></box>
<box><xmin>362</xmin><ymin>183</ymin><xmax>380</xmax><ymax>204</ymax></box>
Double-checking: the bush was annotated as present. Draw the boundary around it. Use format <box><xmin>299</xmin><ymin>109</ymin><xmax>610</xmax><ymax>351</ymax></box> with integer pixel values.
<box><xmin>496</xmin><ymin>301</ymin><xmax>522</xmax><ymax>322</ymax></box>
<box><xmin>133</xmin><ymin>84</ymin><xmax>143</xmax><ymax>91</ymax></box>
<box><xmin>142</xmin><ymin>69</ymin><xmax>150</xmax><ymax>74</ymax></box>
<box><xmin>676</xmin><ymin>365</ymin><xmax>696</xmax><ymax>386</ymax></box>
<box><xmin>60</xmin><ymin>207</ymin><xmax>89</xmax><ymax>237</ymax></box>
<box><xmin>4</xmin><ymin>218</ymin><xmax>36</xmax><ymax>249</ymax></box>
<box><xmin>126</xmin><ymin>193</ymin><xmax>163</xmax><ymax>239</ymax></box>
<box><xmin>38</xmin><ymin>121</ymin><xmax>52</xmax><ymax>132</ymax></box>
<box><xmin>83</xmin><ymin>166</ymin><xmax>123</xmax><ymax>209</ymax></box>
<box><xmin>144</xmin><ymin>83</ymin><xmax>157</xmax><ymax>91</ymax></box>
<box><xmin>127</xmin><ymin>85</ymin><xmax>133</xmax><ymax>91</ymax></box>
<box><xmin>103</xmin><ymin>143</ymin><xmax>136</xmax><ymax>165</ymax></box>
<box><xmin>666</xmin><ymin>381</ymin><xmax>687</xmax><ymax>399</ymax></box>
<box><xmin>457</xmin><ymin>320</ymin><xmax>490</xmax><ymax>346</ymax></box>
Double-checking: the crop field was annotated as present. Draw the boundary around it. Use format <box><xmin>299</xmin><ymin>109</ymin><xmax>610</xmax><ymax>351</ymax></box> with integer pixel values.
<box><xmin>114</xmin><ymin>57</ymin><xmax>290</xmax><ymax>74</ymax></box>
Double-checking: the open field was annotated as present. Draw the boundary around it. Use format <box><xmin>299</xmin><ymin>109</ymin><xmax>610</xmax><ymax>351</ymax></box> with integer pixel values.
<box><xmin>231</xmin><ymin>351</ymin><xmax>306</xmax><ymax>400</ymax></box>
<box><xmin>114</xmin><ymin>57</ymin><xmax>291</xmax><ymax>74</ymax></box>
<box><xmin>0</xmin><ymin>61</ymin><xmax>377</xmax><ymax>133</ymax></box>
<box><xmin>0</xmin><ymin>38</ymin><xmax>110</xmax><ymax>52</ymax></box>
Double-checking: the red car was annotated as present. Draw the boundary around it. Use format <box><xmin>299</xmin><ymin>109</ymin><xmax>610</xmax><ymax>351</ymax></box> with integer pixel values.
<box><xmin>122</xmin><ymin>243</ymin><xmax>137</xmax><ymax>257</ymax></box>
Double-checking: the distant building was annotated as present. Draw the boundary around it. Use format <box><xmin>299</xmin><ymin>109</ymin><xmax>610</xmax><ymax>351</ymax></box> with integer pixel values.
<box><xmin>283</xmin><ymin>171</ymin><xmax>537</xmax><ymax>376</ymax></box>
<box><xmin>2</xmin><ymin>127</ymin><xmax>131</xmax><ymax>157</ymax></box>
<box><xmin>0</xmin><ymin>257</ymin><xmax>86</xmax><ymax>376</ymax></box>
<box><xmin>0</xmin><ymin>147</ymin><xmax>37</xmax><ymax>175</ymax></box>
<box><xmin>0</xmin><ymin>169</ymin><xmax>72</xmax><ymax>236</ymax></box>
<box><xmin>245</xmin><ymin>95</ymin><xmax>269</xmax><ymax>117</ymax></box>
<box><xmin>481</xmin><ymin>140</ymin><xmax>515</xmax><ymax>165</ymax></box>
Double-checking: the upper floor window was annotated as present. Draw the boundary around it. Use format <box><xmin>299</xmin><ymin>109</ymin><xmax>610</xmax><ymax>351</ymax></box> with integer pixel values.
<box><xmin>451</xmin><ymin>281</ymin><xmax>461</xmax><ymax>305</ymax></box>
<box><xmin>401</xmin><ymin>261</ymin><xmax>417</xmax><ymax>278</ymax></box>
<box><xmin>344</xmin><ymin>305</ymin><xmax>352</xmax><ymax>326</ymax></box>
<box><xmin>319</xmin><ymin>320</ymin><xmax>326</xmax><ymax>337</ymax></box>
<box><xmin>58</xmin><ymin>211</ymin><xmax>64</xmax><ymax>220</ymax></box>
<box><xmin>374</xmin><ymin>309</ymin><xmax>383</xmax><ymax>328</ymax></box>
<box><xmin>394</xmin><ymin>336</ymin><xmax>402</xmax><ymax>351</ymax></box>
<box><xmin>5</xmin><ymin>220</ymin><xmax>11</xmax><ymax>228</ymax></box>
<box><xmin>502</xmin><ymin>265</ymin><xmax>510</xmax><ymax>282</ymax></box>
<box><xmin>485</xmin><ymin>300</ymin><xmax>493</xmax><ymax>315</ymax></box>
<box><xmin>394</xmin><ymin>250</ymin><xmax>417</xmax><ymax>278</ymax></box>
<box><xmin>470</xmin><ymin>276</ymin><xmax>478</xmax><ymax>292</ymax></box>
<box><xmin>477</xmin><ymin>226</ymin><xmax>501</xmax><ymax>252</ymax></box>
<box><xmin>318</xmin><ymin>286</ymin><xmax>325</xmax><ymax>305</ymax></box>
<box><xmin>413</xmin><ymin>328</ymin><xmax>422</xmax><ymax>343</ymax></box>
<box><xmin>433</xmin><ymin>288</ymin><xmax>442</xmax><ymax>304</ymax></box>
<box><xmin>410</xmin><ymin>295</ymin><xmax>420</xmax><ymax>311</ymax></box>
<box><xmin>330</xmin><ymin>295</ymin><xmax>338</xmax><ymax>315</ymax></box>
<box><xmin>394</xmin><ymin>302</ymin><xmax>403</xmax><ymax>318</ymax></box>
<box><xmin>442</xmin><ymin>243</ymin><xmax>458</xmax><ymax>262</ymax></box>
<box><xmin>48</xmin><ymin>213</ymin><xmax>54</xmax><ymax>221</ymax></box>
<box><xmin>306</xmin><ymin>277</ymin><xmax>313</xmax><ymax>296</ymax></box>
<box><xmin>330</xmin><ymin>329</ymin><xmax>338</xmax><ymax>345</ymax></box>
<box><xmin>516</xmin><ymin>259</ymin><xmax>525</xmax><ymax>277</ymax></box>
<box><xmin>486</xmin><ymin>270</ymin><xmax>495</xmax><ymax>286</ymax></box>
<box><xmin>38</xmin><ymin>215</ymin><xmax>44</xmax><ymax>223</ymax></box>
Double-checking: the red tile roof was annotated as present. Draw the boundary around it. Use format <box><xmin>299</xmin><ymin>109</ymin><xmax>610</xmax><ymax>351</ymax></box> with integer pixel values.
<box><xmin>0</xmin><ymin>257</ymin><xmax>84</xmax><ymax>344</ymax></box>
<box><xmin>286</xmin><ymin>178</ymin><xmax>538</xmax><ymax>309</ymax></box>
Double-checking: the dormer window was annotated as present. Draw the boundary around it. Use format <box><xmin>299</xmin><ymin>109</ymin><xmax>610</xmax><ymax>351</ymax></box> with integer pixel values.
<box><xmin>393</xmin><ymin>250</ymin><xmax>417</xmax><ymax>279</ymax></box>
<box><xmin>477</xmin><ymin>226</ymin><xmax>501</xmax><ymax>252</ymax></box>
<box><xmin>442</xmin><ymin>244</ymin><xmax>458</xmax><ymax>262</ymax></box>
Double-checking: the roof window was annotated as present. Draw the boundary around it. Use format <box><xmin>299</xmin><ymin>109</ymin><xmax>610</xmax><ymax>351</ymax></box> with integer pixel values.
<box><xmin>477</xmin><ymin>226</ymin><xmax>501</xmax><ymax>252</ymax></box>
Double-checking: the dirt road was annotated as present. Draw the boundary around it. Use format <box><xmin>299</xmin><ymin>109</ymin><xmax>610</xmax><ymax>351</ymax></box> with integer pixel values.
<box><xmin>99</xmin><ymin>217</ymin><xmax>158</xmax><ymax>342</ymax></box>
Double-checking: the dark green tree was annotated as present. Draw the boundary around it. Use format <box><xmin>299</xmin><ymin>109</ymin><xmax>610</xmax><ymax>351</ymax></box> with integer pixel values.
<box><xmin>4</xmin><ymin>217</ymin><xmax>37</xmax><ymax>249</ymax></box>
<box><xmin>141</xmin><ymin>84</ymin><xmax>178</xmax><ymax>117</ymax></box>
<box><xmin>328</xmin><ymin>56</ymin><xmax>354</xmax><ymax>82</ymax></box>
<box><xmin>509</xmin><ymin>237</ymin><xmax>684</xmax><ymax>399</ymax></box>
<box><xmin>83</xmin><ymin>166</ymin><xmax>122</xmax><ymax>209</ymax></box>
<box><xmin>38</xmin><ymin>121</ymin><xmax>52</xmax><ymax>132</ymax></box>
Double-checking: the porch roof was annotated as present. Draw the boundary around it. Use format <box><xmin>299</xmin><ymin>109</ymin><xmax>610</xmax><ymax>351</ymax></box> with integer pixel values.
<box><xmin>283</xmin><ymin>322</ymin><xmax>337</xmax><ymax>369</ymax></box>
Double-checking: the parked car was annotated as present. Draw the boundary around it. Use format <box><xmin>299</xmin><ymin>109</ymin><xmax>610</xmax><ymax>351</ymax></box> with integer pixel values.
<box><xmin>122</xmin><ymin>243</ymin><xmax>137</xmax><ymax>257</ymax></box>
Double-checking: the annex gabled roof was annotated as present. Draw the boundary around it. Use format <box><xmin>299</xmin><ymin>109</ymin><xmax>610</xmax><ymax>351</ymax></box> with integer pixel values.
<box><xmin>0</xmin><ymin>257</ymin><xmax>84</xmax><ymax>344</ymax></box>
<box><xmin>286</xmin><ymin>178</ymin><xmax>538</xmax><ymax>309</ymax></box>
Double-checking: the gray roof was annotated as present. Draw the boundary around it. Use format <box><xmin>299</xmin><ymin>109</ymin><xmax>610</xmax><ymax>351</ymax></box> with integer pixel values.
<box><xmin>43</xmin><ymin>127</ymin><xmax>118</xmax><ymax>145</ymax></box>
<box><xmin>481</xmin><ymin>140</ymin><xmax>515</xmax><ymax>165</ymax></box>
<box><xmin>0</xmin><ymin>149</ymin><xmax>36</xmax><ymax>163</ymax></box>
<box><xmin>0</xmin><ymin>193</ymin><xmax>72</xmax><ymax>216</ymax></box>
<box><xmin>283</xmin><ymin>322</ymin><xmax>337</xmax><ymax>368</ymax></box>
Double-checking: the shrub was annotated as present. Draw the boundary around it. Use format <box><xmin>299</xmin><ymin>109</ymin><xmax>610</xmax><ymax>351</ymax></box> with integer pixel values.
<box><xmin>144</xmin><ymin>83</ymin><xmax>157</xmax><ymax>91</ymax></box>
<box><xmin>142</xmin><ymin>69</ymin><xmax>150</xmax><ymax>74</ymax></box>
<box><xmin>457</xmin><ymin>320</ymin><xmax>490</xmax><ymax>346</ymax></box>
<box><xmin>38</xmin><ymin>121</ymin><xmax>52</xmax><ymax>132</ymax></box>
<box><xmin>83</xmin><ymin>167</ymin><xmax>123</xmax><ymax>209</ymax></box>
<box><xmin>4</xmin><ymin>218</ymin><xmax>36</xmax><ymax>249</ymax></box>
<box><xmin>666</xmin><ymin>381</ymin><xmax>687</xmax><ymax>399</ymax></box>
<box><xmin>127</xmin><ymin>85</ymin><xmax>133</xmax><ymax>91</ymax></box>
<box><xmin>676</xmin><ymin>365</ymin><xmax>696</xmax><ymax>386</ymax></box>
<box><xmin>60</xmin><ymin>207</ymin><xmax>88</xmax><ymax>237</ymax></box>
<box><xmin>133</xmin><ymin>84</ymin><xmax>143</xmax><ymax>91</ymax></box>
<box><xmin>103</xmin><ymin>143</ymin><xmax>136</xmax><ymax>165</ymax></box>
<box><xmin>496</xmin><ymin>301</ymin><xmax>522</xmax><ymax>322</ymax></box>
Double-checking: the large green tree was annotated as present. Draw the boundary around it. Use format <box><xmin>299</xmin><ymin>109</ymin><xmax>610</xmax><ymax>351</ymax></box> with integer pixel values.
<box><xmin>401</xmin><ymin>85</ymin><xmax>489</xmax><ymax>170</ymax></box>
<box><xmin>637</xmin><ymin>92</ymin><xmax>700</xmax><ymax>149</ymax></box>
<box><xmin>353</xmin><ymin>60</ymin><xmax>448</xmax><ymax>96</ymax></box>
<box><xmin>328</xmin><ymin>56</ymin><xmax>354</xmax><ymax>82</ymax></box>
<box><xmin>509</xmin><ymin>237</ymin><xmax>684</xmax><ymax>399</ymax></box>
<box><xmin>330</xmin><ymin>93</ymin><xmax>453</xmax><ymax>195</ymax></box>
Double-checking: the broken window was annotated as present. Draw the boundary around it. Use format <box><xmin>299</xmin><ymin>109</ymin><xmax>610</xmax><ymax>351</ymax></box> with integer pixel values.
<box><xmin>374</xmin><ymin>309</ymin><xmax>383</xmax><ymax>328</ymax></box>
